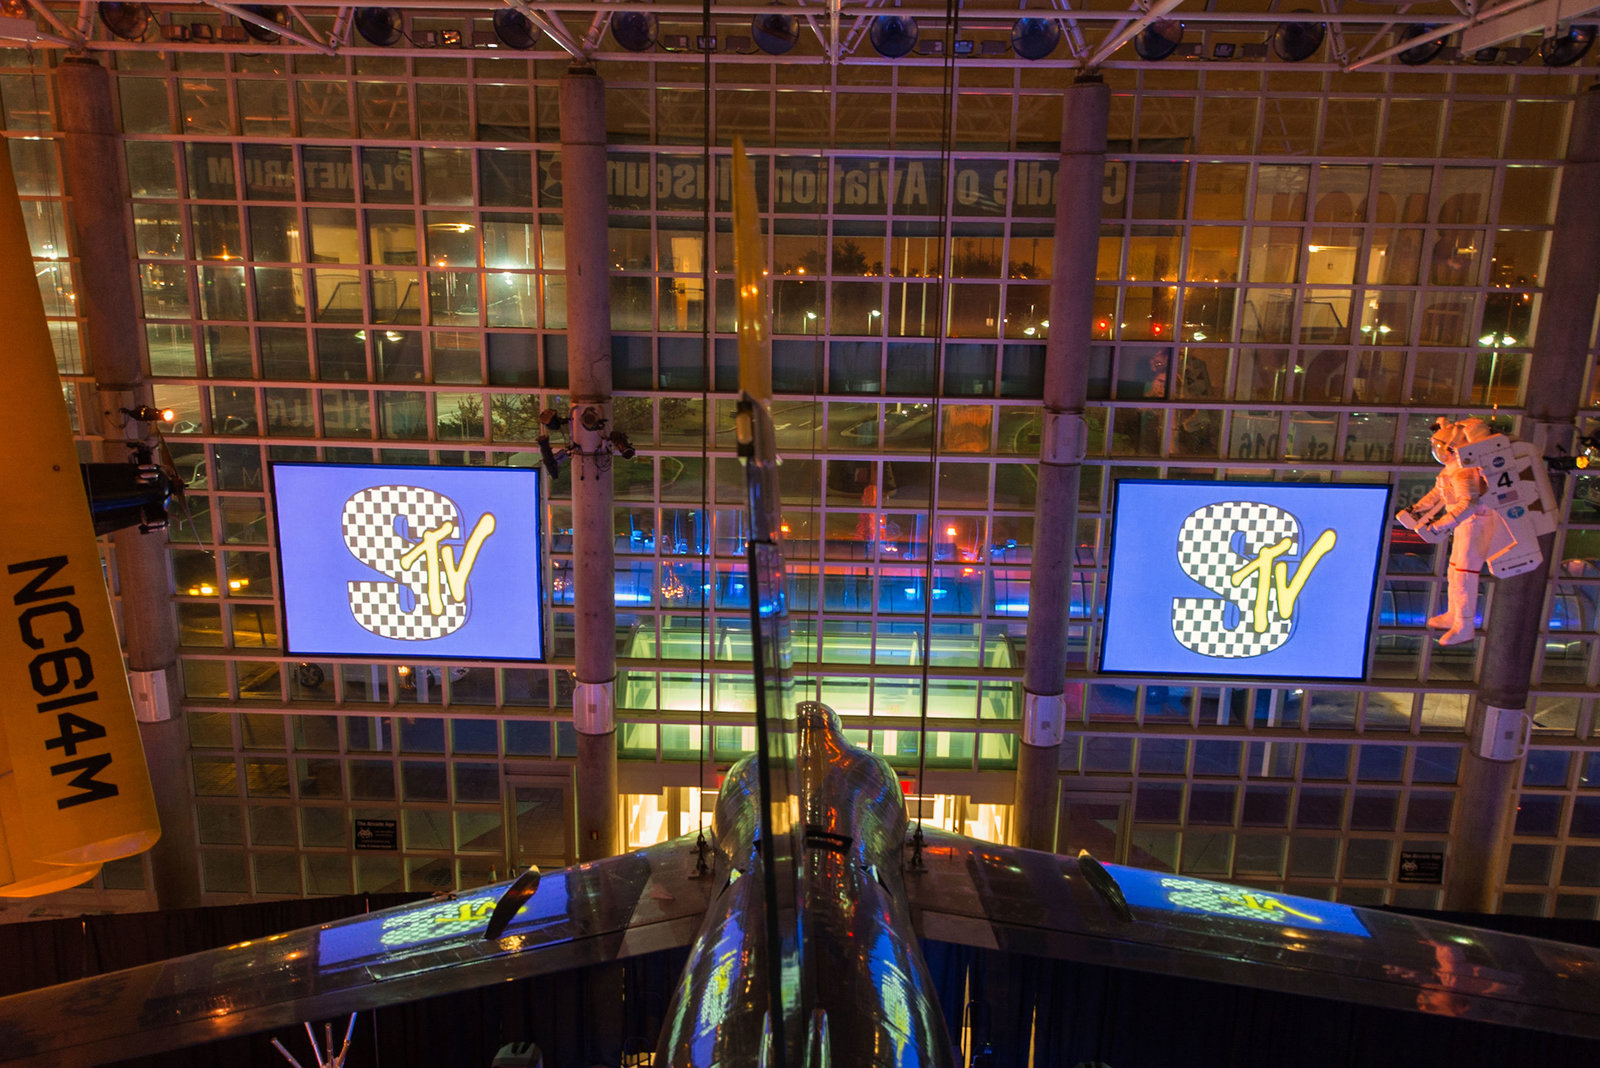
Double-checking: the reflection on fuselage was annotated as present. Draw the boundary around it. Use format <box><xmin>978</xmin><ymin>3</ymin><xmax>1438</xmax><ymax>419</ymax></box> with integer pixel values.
<box><xmin>654</xmin><ymin>702</ymin><xmax>955</xmax><ymax>1068</ymax></box>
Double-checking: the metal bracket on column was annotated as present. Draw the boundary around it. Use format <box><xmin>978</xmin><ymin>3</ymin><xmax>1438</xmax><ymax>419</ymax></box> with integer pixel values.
<box><xmin>1041</xmin><ymin>411</ymin><xmax>1087</xmax><ymax>467</ymax></box>
<box><xmin>1475</xmin><ymin>703</ymin><xmax>1531</xmax><ymax>762</ymax></box>
<box><xmin>573</xmin><ymin>679</ymin><xmax>615</xmax><ymax>735</ymax></box>
<box><xmin>1022</xmin><ymin>691</ymin><xmax>1066</xmax><ymax>747</ymax></box>
<box><xmin>129</xmin><ymin>668</ymin><xmax>174</xmax><ymax>723</ymax></box>
<box><xmin>1525</xmin><ymin>418</ymin><xmax>1574</xmax><ymax>457</ymax></box>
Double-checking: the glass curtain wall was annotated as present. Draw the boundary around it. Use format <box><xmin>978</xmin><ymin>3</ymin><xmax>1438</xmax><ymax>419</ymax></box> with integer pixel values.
<box><xmin>5</xmin><ymin>39</ymin><xmax>1598</xmax><ymax>914</ymax></box>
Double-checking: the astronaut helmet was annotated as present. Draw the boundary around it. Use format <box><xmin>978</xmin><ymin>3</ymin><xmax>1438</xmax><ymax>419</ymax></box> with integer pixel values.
<box><xmin>1429</xmin><ymin>417</ymin><xmax>1492</xmax><ymax>464</ymax></box>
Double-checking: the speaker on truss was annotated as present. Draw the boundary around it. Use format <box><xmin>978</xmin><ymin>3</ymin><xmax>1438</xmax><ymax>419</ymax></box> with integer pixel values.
<box><xmin>1010</xmin><ymin>17</ymin><xmax>1060</xmax><ymax>61</ymax></box>
<box><xmin>1541</xmin><ymin>24</ymin><xmax>1594</xmax><ymax>66</ymax></box>
<box><xmin>611</xmin><ymin>11</ymin><xmax>657</xmax><ymax>51</ymax></box>
<box><xmin>1133</xmin><ymin>19</ymin><xmax>1182</xmax><ymax>61</ymax></box>
<box><xmin>239</xmin><ymin>5</ymin><xmax>288</xmax><ymax>44</ymax></box>
<box><xmin>1396</xmin><ymin>24</ymin><xmax>1446</xmax><ymax>65</ymax></box>
<box><xmin>97</xmin><ymin>2</ymin><xmax>151</xmax><ymax>41</ymax></box>
<box><xmin>869</xmin><ymin>14</ymin><xmax>918</xmax><ymax>58</ymax></box>
<box><xmin>751</xmin><ymin>6</ymin><xmax>798</xmax><ymax>55</ymax></box>
<box><xmin>493</xmin><ymin>8</ymin><xmax>538</xmax><ymax>50</ymax></box>
<box><xmin>1270</xmin><ymin>15</ymin><xmax>1325</xmax><ymax>61</ymax></box>
<box><xmin>353</xmin><ymin>7</ymin><xmax>403</xmax><ymax>47</ymax></box>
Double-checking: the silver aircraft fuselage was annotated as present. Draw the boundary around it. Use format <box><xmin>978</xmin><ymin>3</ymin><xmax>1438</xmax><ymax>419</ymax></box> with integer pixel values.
<box><xmin>653</xmin><ymin>701</ymin><xmax>956</xmax><ymax>1068</ymax></box>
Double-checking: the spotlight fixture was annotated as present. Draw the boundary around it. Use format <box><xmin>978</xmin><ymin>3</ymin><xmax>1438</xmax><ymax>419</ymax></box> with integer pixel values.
<box><xmin>238</xmin><ymin>5</ymin><xmax>287</xmax><ymax>44</ymax></box>
<box><xmin>1010</xmin><ymin>17</ymin><xmax>1060</xmax><ymax>61</ymax></box>
<box><xmin>578</xmin><ymin>406</ymin><xmax>608</xmax><ymax>434</ymax></box>
<box><xmin>97</xmin><ymin>1</ymin><xmax>151</xmax><ymax>41</ymax></box>
<box><xmin>123</xmin><ymin>404</ymin><xmax>176</xmax><ymax>423</ymax></box>
<box><xmin>1541</xmin><ymin>24</ymin><xmax>1595</xmax><ymax>67</ymax></box>
<box><xmin>492</xmin><ymin>8</ymin><xmax>537</xmax><ymax>50</ymax></box>
<box><xmin>868</xmin><ymin>14</ymin><xmax>918</xmax><ymax>58</ymax></box>
<box><xmin>353</xmin><ymin>7</ymin><xmax>402</xmax><ymax>47</ymax></box>
<box><xmin>1396</xmin><ymin>24</ymin><xmax>1446</xmax><ymax>66</ymax></box>
<box><xmin>1133</xmin><ymin>19</ymin><xmax>1183</xmax><ymax>61</ymax></box>
<box><xmin>538</xmin><ymin>408</ymin><xmax>569</xmax><ymax>433</ymax></box>
<box><xmin>537</xmin><ymin>435</ymin><xmax>565</xmax><ymax>479</ymax></box>
<box><xmin>750</xmin><ymin>6</ymin><xmax>798</xmax><ymax>55</ymax></box>
<box><xmin>611</xmin><ymin>11</ymin><xmax>658</xmax><ymax>52</ymax></box>
<box><xmin>1270</xmin><ymin>15</ymin><xmax>1325</xmax><ymax>62</ymax></box>
<box><xmin>607</xmin><ymin>430</ymin><xmax>637</xmax><ymax>461</ymax></box>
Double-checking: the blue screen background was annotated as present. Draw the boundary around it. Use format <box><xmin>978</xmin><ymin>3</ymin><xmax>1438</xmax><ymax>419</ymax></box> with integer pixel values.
<box><xmin>1100</xmin><ymin>480</ymin><xmax>1389</xmax><ymax>679</ymax></box>
<box><xmin>273</xmin><ymin>463</ymin><xmax>544</xmax><ymax>660</ymax></box>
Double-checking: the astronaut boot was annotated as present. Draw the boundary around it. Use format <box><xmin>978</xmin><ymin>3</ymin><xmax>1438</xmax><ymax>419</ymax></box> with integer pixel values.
<box><xmin>1426</xmin><ymin>603</ymin><xmax>1451</xmax><ymax>629</ymax></box>
<box><xmin>1437</xmin><ymin>569</ymin><xmax>1480</xmax><ymax>646</ymax></box>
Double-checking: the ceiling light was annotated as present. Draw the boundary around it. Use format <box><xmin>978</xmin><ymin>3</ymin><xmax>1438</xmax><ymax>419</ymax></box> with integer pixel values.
<box><xmin>493</xmin><ymin>8</ymin><xmax>537</xmax><ymax>50</ymax></box>
<box><xmin>98</xmin><ymin>1</ymin><xmax>151</xmax><ymax>41</ymax></box>
<box><xmin>1133</xmin><ymin>20</ymin><xmax>1183</xmax><ymax>61</ymax></box>
<box><xmin>869</xmin><ymin>14</ymin><xmax>918</xmax><ymax>58</ymax></box>
<box><xmin>353</xmin><ymin>7</ymin><xmax>403</xmax><ymax>47</ymax></box>
<box><xmin>1271</xmin><ymin>16</ymin><xmax>1325</xmax><ymax>62</ymax></box>
<box><xmin>751</xmin><ymin>6</ymin><xmax>798</xmax><ymax>55</ymax></box>
<box><xmin>611</xmin><ymin>12</ymin><xmax>657</xmax><ymax>52</ymax></box>
<box><xmin>1396</xmin><ymin>24</ymin><xmax>1446</xmax><ymax>65</ymax></box>
<box><xmin>1541</xmin><ymin>24</ymin><xmax>1594</xmax><ymax>67</ymax></box>
<box><xmin>1010</xmin><ymin>18</ymin><xmax>1060</xmax><ymax>61</ymax></box>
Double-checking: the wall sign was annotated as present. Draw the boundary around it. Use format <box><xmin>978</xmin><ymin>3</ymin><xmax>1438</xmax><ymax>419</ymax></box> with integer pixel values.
<box><xmin>1399</xmin><ymin>851</ymin><xmax>1445</xmax><ymax>885</ymax></box>
<box><xmin>1101</xmin><ymin>480</ymin><xmax>1389</xmax><ymax>680</ymax></box>
<box><xmin>353</xmin><ymin>818</ymin><xmax>397</xmax><ymax>852</ymax></box>
<box><xmin>272</xmin><ymin>463</ymin><xmax>544</xmax><ymax>661</ymax></box>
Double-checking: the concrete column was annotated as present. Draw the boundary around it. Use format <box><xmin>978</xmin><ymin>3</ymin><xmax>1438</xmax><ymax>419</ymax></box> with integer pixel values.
<box><xmin>1446</xmin><ymin>85</ymin><xmax>1600</xmax><ymax>912</ymax></box>
<box><xmin>56</xmin><ymin>57</ymin><xmax>200</xmax><ymax>907</ymax></box>
<box><xmin>1013</xmin><ymin>78</ymin><xmax>1108</xmax><ymax>853</ymax></box>
<box><xmin>560</xmin><ymin>66</ymin><xmax>619</xmax><ymax>862</ymax></box>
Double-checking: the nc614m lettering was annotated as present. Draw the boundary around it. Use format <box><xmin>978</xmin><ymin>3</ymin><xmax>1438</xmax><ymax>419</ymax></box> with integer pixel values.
<box><xmin>8</xmin><ymin>556</ymin><xmax>120</xmax><ymax>809</ymax></box>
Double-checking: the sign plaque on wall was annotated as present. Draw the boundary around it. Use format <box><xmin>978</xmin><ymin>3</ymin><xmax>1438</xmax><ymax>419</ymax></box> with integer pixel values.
<box><xmin>354</xmin><ymin>819</ymin><xmax>398</xmax><ymax>852</ymax></box>
<box><xmin>1398</xmin><ymin>851</ymin><xmax>1445</xmax><ymax>885</ymax></box>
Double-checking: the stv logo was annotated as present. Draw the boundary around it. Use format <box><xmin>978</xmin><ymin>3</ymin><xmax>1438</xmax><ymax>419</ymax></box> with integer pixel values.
<box><xmin>1171</xmin><ymin>501</ymin><xmax>1336</xmax><ymax>658</ymax></box>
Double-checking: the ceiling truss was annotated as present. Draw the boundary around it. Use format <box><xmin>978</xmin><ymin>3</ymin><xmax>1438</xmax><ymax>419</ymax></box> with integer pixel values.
<box><xmin>0</xmin><ymin>0</ymin><xmax>1592</xmax><ymax>71</ymax></box>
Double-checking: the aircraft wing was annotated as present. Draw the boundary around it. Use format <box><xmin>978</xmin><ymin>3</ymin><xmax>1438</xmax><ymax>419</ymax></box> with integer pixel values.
<box><xmin>903</xmin><ymin>828</ymin><xmax>1600</xmax><ymax>1039</ymax></box>
<box><xmin>0</xmin><ymin>835</ymin><xmax>713</xmax><ymax>1067</ymax></box>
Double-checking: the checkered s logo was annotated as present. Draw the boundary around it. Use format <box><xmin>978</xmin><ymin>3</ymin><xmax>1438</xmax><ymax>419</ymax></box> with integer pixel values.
<box><xmin>1171</xmin><ymin>501</ymin><xmax>1337</xmax><ymax>659</ymax></box>
<box><xmin>340</xmin><ymin>485</ymin><xmax>497</xmax><ymax>641</ymax></box>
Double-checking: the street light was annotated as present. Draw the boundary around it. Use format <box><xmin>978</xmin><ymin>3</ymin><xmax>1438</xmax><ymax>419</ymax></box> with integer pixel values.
<box><xmin>1479</xmin><ymin>332</ymin><xmax>1515</xmax><ymax>404</ymax></box>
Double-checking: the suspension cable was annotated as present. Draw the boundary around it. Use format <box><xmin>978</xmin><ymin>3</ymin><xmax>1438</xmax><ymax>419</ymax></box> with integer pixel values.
<box><xmin>911</xmin><ymin>0</ymin><xmax>963</xmax><ymax>824</ymax></box>
<box><xmin>693</xmin><ymin>0</ymin><xmax>714</xmax><ymax>850</ymax></box>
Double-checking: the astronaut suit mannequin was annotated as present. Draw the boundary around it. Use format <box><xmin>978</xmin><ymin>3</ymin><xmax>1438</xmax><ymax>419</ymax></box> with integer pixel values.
<box><xmin>1404</xmin><ymin>417</ymin><xmax>1494</xmax><ymax>646</ymax></box>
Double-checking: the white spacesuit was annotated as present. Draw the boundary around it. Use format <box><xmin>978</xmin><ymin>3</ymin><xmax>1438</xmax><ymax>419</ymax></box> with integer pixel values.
<box><xmin>1397</xmin><ymin>417</ymin><xmax>1558</xmax><ymax>647</ymax></box>
<box><xmin>1402</xmin><ymin>418</ymin><xmax>1494</xmax><ymax>646</ymax></box>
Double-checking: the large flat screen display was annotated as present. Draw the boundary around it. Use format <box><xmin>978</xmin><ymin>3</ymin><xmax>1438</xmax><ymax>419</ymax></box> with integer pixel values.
<box><xmin>272</xmin><ymin>463</ymin><xmax>544</xmax><ymax>660</ymax></box>
<box><xmin>1101</xmin><ymin>480</ymin><xmax>1388</xmax><ymax>680</ymax></box>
